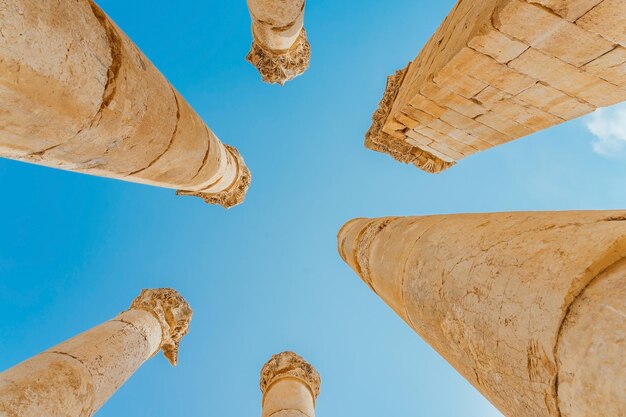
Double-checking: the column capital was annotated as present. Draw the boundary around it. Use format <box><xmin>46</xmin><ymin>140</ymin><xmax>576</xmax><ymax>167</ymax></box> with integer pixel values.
<box><xmin>260</xmin><ymin>351</ymin><xmax>321</xmax><ymax>400</ymax></box>
<box><xmin>246</xmin><ymin>29</ymin><xmax>311</xmax><ymax>86</ymax></box>
<box><xmin>129</xmin><ymin>288</ymin><xmax>192</xmax><ymax>366</ymax></box>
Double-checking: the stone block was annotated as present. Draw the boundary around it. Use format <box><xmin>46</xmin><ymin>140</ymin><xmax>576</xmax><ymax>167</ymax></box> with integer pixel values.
<box><xmin>528</xmin><ymin>0</ymin><xmax>603</xmax><ymax>21</ymax></box>
<box><xmin>434</xmin><ymin>65</ymin><xmax>488</xmax><ymax>98</ymax></box>
<box><xmin>577</xmin><ymin>0</ymin><xmax>626</xmax><ymax>47</ymax></box>
<box><xmin>396</xmin><ymin>113</ymin><xmax>421</xmax><ymax>129</ymax></box>
<box><xmin>491</xmin><ymin>97</ymin><xmax>565</xmax><ymax>130</ymax></box>
<box><xmin>421</xmin><ymin>81</ymin><xmax>487</xmax><ymax>118</ymax></box>
<box><xmin>509</xmin><ymin>48</ymin><xmax>626</xmax><ymax>106</ymax></box>
<box><xmin>474</xmin><ymin>86</ymin><xmax>512</xmax><ymax>108</ymax></box>
<box><xmin>448</xmin><ymin>47</ymin><xmax>537</xmax><ymax>95</ymax></box>
<box><xmin>495</xmin><ymin>0</ymin><xmax>614</xmax><ymax>67</ymax></box>
<box><xmin>583</xmin><ymin>46</ymin><xmax>626</xmax><ymax>86</ymax></box>
<box><xmin>416</xmin><ymin>126</ymin><xmax>476</xmax><ymax>156</ymax></box>
<box><xmin>408</xmin><ymin>94</ymin><xmax>448</xmax><ymax>118</ymax></box>
<box><xmin>468</xmin><ymin>26</ymin><xmax>529</xmax><ymax>63</ymax></box>
<box><xmin>476</xmin><ymin>112</ymin><xmax>535</xmax><ymax>137</ymax></box>
<box><xmin>419</xmin><ymin>142</ymin><xmax>457</xmax><ymax>162</ymax></box>
<box><xmin>403</xmin><ymin>106</ymin><xmax>436</xmax><ymax>125</ymax></box>
<box><xmin>406</xmin><ymin>129</ymin><xmax>433</xmax><ymax>147</ymax></box>
<box><xmin>516</xmin><ymin>83</ymin><xmax>595</xmax><ymax>119</ymax></box>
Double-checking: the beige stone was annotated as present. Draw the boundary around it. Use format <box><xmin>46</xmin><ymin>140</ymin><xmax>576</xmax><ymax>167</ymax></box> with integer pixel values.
<box><xmin>583</xmin><ymin>46</ymin><xmax>626</xmax><ymax>85</ymax></box>
<box><xmin>490</xmin><ymin>97</ymin><xmax>566</xmax><ymax>130</ymax></box>
<box><xmin>475</xmin><ymin>111</ymin><xmax>534</xmax><ymax>137</ymax></box>
<box><xmin>474</xmin><ymin>86</ymin><xmax>512</xmax><ymax>108</ymax></box>
<box><xmin>0</xmin><ymin>0</ymin><xmax>250</xmax><ymax>207</ymax></box>
<box><xmin>468</xmin><ymin>26</ymin><xmax>529</xmax><ymax>63</ymax></box>
<box><xmin>495</xmin><ymin>0</ymin><xmax>614</xmax><ymax>67</ymax></box>
<box><xmin>260</xmin><ymin>352</ymin><xmax>320</xmax><ymax>417</ymax></box>
<box><xmin>420</xmin><ymin>81</ymin><xmax>487</xmax><ymax>118</ymax></box>
<box><xmin>434</xmin><ymin>67</ymin><xmax>489</xmax><ymax>98</ymax></box>
<box><xmin>576</xmin><ymin>0</ymin><xmax>626</xmax><ymax>47</ymax></box>
<box><xmin>509</xmin><ymin>48</ymin><xmax>626</xmax><ymax>107</ymax></box>
<box><xmin>0</xmin><ymin>288</ymin><xmax>192</xmax><ymax>417</ymax></box>
<box><xmin>338</xmin><ymin>211</ymin><xmax>626</xmax><ymax>417</ymax></box>
<box><xmin>447</xmin><ymin>48</ymin><xmax>536</xmax><ymax>95</ymax></box>
<box><xmin>246</xmin><ymin>0</ymin><xmax>310</xmax><ymax>85</ymax></box>
<box><xmin>516</xmin><ymin>82</ymin><xmax>594</xmax><ymax>119</ymax></box>
<box><xmin>528</xmin><ymin>0</ymin><xmax>603</xmax><ymax>21</ymax></box>
<box><xmin>365</xmin><ymin>0</ymin><xmax>626</xmax><ymax>173</ymax></box>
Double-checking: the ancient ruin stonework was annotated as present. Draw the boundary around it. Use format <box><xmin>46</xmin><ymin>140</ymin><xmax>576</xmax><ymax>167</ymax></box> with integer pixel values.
<box><xmin>260</xmin><ymin>352</ymin><xmax>321</xmax><ymax>417</ymax></box>
<box><xmin>367</xmin><ymin>0</ymin><xmax>626</xmax><ymax>172</ymax></box>
<box><xmin>338</xmin><ymin>211</ymin><xmax>626</xmax><ymax>417</ymax></box>
<box><xmin>246</xmin><ymin>0</ymin><xmax>310</xmax><ymax>85</ymax></box>
<box><xmin>0</xmin><ymin>0</ymin><xmax>250</xmax><ymax>207</ymax></box>
<box><xmin>0</xmin><ymin>288</ymin><xmax>192</xmax><ymax>417</ymax></box>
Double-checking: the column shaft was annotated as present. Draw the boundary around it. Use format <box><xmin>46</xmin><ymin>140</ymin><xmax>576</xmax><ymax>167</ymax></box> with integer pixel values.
<box><xmin>0</xmin><ymin>288</ymin><xmax>192</xmax><ymax>417</ymax></box>
<box><xmin>338</xmin><ymin>211</ymin><xmax>626</xmax><ymax>417</ymax></box>
<box><xmin>0</xmin><ymin>0</ymin><xmax>250</xmax><ymax>207</ymax></box>
<box><xmin>246</xmin><ymin>0</ymin><xmax>310</xmax><ymax>85</ymax></box>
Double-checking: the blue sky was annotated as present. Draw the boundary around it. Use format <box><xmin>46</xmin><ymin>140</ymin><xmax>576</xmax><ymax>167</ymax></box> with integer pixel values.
<box><xmin>1</xmin><ymin>1</ymin><xmax>625</xmax><ymax>416</ymax></box>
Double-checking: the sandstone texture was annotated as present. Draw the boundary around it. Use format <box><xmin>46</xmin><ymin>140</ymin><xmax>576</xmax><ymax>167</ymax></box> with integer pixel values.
<box><xmin>338</xmin><ymin>211</ymin><xmax>626</xmax><ymax>417</ymax></box>
<box><xmin>0</xmin><ymin>288</ymin><xmax>192</xmax><ymax>417</ymax></box>
<box><xmin>366</xmin><ymin>0</ymin><xmax>626</xmax><ymax>172</ymax></box>
<box><xmin>246</xmin><ymin>0</ymin><xmax>310</xmax><ymax>85</ymax></box>
<box><xmin>260</xmin><ymin>352</ymin><xmax>320</xmax><ymax>417</ymax></box>
<box><xmin>0</xmin><ymin>0</ymin><xmax>250</xmax><ymax>207</ymax></box>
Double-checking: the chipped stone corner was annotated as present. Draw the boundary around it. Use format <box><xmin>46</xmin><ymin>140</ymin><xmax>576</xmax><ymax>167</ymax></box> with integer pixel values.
<box><xmin>365</xmin><ymin>67</ymin><xmax>454</xmax><ymax>174</ymax></box>
<box><xmin>129</xmin><ymin>288</ymin><xmax>193</xmax><ymax>366</ymax></box>
<box><xmin>177</xmin><ymin>145</ymin><xmax>251</xmax><ymax>209</ymax></box>
<box><xmin>246</xmin><ymin>28</ymin><xmax>311</xmax><ymax>85</ymax></box>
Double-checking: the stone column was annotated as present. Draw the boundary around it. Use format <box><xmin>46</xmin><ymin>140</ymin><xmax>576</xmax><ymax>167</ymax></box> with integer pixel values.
<box><xmin>246</xmin><ymin>0</ymin><xmax>310</xmax><ymax>85</ymax></box>
<box><xmin>338</xmin><ymin>211</ymin><xmax>626</xmax><ymax>417</ymax></box>
<box><xmin>0</xmin><ymin>0</ymin><xmax>250</xmax><ymax>207</ymax></box>
<box><xmin>260</xmin><ymin>352</ymin><xmax>321</xmax><ymax>417</ymax></box>
<box><xmin>0</xmin><ymin>288</ymin><xmax>192</xmax><ymax>417</ymax></box>
<box><xmin>366</xmin><ymin>0</ymin><xmax>626</xmax><ymax>173</ymax></box>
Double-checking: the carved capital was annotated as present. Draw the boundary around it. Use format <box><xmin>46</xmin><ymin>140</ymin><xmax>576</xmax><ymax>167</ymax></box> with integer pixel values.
<box><xmin>129</xmin><ymin>288</ymin><xmax>192</xmax><ymax>366</ymax></box>
<box><xmin>246</xmin><ymin>28</ymin><xmax>311</xmax><ymax>85</ymax></box>
<box><xmin>260</xmin><ymin>351</ymin><xmax>321</xmax><ymax>400</ymax></box>
<box><xmin>365</xmin><ymin>67</ymin><xmax>455</xmax><ymax>174</ymax></box>
<box><xmin>177</xmin><ymin>145</ymin><xmax>251</xmax><ymax>208</ymax></box>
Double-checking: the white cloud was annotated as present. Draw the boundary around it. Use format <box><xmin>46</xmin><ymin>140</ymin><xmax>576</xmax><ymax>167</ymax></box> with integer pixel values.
<box><xmin>585</xmin><ymin>102</ymin><xmax>626</xmax><ymax>158</ymax></box>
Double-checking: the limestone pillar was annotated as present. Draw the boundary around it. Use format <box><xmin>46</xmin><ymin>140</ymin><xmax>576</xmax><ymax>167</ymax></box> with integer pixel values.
<box><xmin>338</xmin><ymin>211</ymin><xmax>626</xmax><ymax>417</ymax></box>
<box><xmin>260</xmin><ymin>352</ymin><xmax>321</xmax><ymax>417</ymax></box>
<box><xmin>0</xmin><ymin>288</ymin><xmax>192</xmax><ymax>417</ymax></box>
<box><xmin>0</xmin><ymin>0</ymin><xmax>250</xmax><ymax>207</ymax></box>
<box><xmin>367</xmin><ymin>0</ymin><xmax>626</xmax><ymax>173</ymax></box>
<box><xmin>246</xmin><ymin>0</ymin><xmax>310</xmax><ymax>85</ymax></box>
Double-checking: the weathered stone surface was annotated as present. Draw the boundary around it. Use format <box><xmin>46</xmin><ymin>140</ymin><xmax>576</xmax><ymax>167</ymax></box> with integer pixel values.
<box><xmin>338</xmin><ymin>211</ymin><xmax>626</xmax><ymax>417</ymax></box>
<box><xmin>583</xmin><ymin>46</ymin><xmax>626</xmax><ymax>86</ymax></box>
<box><xmin>0</xmin><ymin>0</ymin><xmax>250</xmax><ymax>207</ymax></box>
<box><xmin>495</xmin><ymin>0</ymin><xmax>614</xmax><ymax>67</ymax></box>
<box><xmin>576</xmin><ymin>0</ymin><xmax>626</xmax><ymax>47</ymax></box>
<box><xmin>528</xmin><ymin>0</ymin><xmax>603</xmax><ymax>21</ymax></box>
<box><xmin>0</xmin><ymin>288</ymin><xmax>192</xmax><ymax>417</ymax></box>
<box><xmin>366</xmin><ymin>0</ymin><xmax>626</xmax><ymax>173</ymax></box>
<box><xmin>246</xmin><ymin>0</ymin><xmax>310</xmax><ymax>85</ymax></box>
<box><xmin>557</xmin><ymin>258</ymin><xmax>626</xmax><ymax>417</ymax></box>
<box><xmin>260</xmin><ymin>352</ymin><xmax>320</xmax><ymax>417</ymax></box>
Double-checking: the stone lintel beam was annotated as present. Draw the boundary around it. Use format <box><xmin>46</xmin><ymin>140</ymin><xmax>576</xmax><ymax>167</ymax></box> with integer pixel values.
<box><xmin>0</xmin><ymin>0</ymin><xmax>250</xmax><ymax>207</ymax></box>
<box><xmin>246</xmin><ymin>0</ymin><xmax>311</xmax><ymax>85</ymax></box>
<box><xmin>260</xmin><ymin>351</ymin><xmax>321</xmax><ymax>417</ymax></box>
<box><xmin>0</xmin><ymin>288</ymin><xmax>192</xmax><ymax>417</ymax></box>
<box><xmin>367</xmin><ymin>0</ymin><xmax>626</xmax><ymax>172</ymax></box>
<box><xmin>338</xmin><ymin>211</ymin><xmax>626</xmax><ymax>417</ymax></box>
